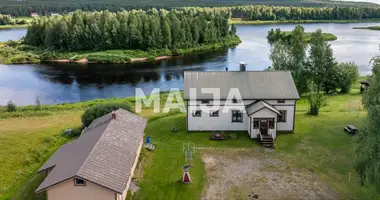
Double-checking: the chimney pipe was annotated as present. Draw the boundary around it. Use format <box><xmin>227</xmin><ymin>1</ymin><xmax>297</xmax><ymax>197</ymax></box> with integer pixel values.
<box><xmin>226</xmin><ymin>67</ymin><xmax>228</xmax><ymax>71</ymax></box>
<box><xmin>112</xmin><ymin>111</ymin><xmax>117</xmax><ymax>120</ymax></box>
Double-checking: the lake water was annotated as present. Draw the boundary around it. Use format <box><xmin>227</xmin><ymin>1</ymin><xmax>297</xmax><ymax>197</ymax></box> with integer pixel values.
<box><xmin>0</xmin><ymin>23</ymin><xmax>379</xmax><ymax>105</ymax></box>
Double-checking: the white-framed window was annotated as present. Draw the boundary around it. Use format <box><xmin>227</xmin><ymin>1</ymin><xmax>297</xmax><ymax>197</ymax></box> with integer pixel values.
<box><xmin>201</xmin><ymin>100</ymin><xmax>210</xmax><ymax>104</ymax></box>
<box><xmin>232</xmin><ymin>110</ymin><xmax>243</xmax><ymax>123</ymax></box>
<box><xmin>192</xmin><ymin>110</ymin><xmax>202</xmax><ymax>117</ymax></box>
<box><xmin>278</xmin><ymin>110</ymin><xmax>287</xmax><ymax>122</ymax></box>
<box><xmin>74</xmin><ymin>178</ymin><xmax>86</xmax><ymax>186</ymax></box>
<box><xmin>210</xmin><ymin>110</ymin><xmax>219</xmax><ymax>117</ymax></box>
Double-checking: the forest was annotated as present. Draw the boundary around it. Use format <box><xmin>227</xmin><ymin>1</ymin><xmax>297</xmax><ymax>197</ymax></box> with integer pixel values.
<box><xmin>24</xmin><ymin>9</ymin><xmax>236</xmax><ymax>52</ymax></box>
<box><xmin>0</xmin><ymin>1</ymin><xmax>378</xmax><ymax>17</ymax></box>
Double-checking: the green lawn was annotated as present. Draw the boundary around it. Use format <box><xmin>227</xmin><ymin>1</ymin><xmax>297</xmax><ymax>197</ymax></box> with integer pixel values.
<box><xmin>134</xmin><ymin>91</ymin><xmax>378</xmax><ymax>199</ymax></box>
<box><xmin>3</xmin><ymin>84</ymin><xmax>379</xmax><ymax>199</ymax></box>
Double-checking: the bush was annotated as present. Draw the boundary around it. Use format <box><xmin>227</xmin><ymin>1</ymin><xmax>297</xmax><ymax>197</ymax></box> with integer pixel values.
<box><xmin>6</xmin><ymin>100</ymin><xmax>17</xmax><ymax>112</ymax></box>
<box><xmin>307</xmin><ymin>82</ymin><xmax>327</xmax><ymax>116</ymax></box>
<box><xmin>81</xmin><ymin>102</ymin><xmax>133</xmax><ymax>127</ymax></box>
<box><xmin>335</xmin><ymin>62</ymin><xmax>360</xmax><ymax>93</ymax></box>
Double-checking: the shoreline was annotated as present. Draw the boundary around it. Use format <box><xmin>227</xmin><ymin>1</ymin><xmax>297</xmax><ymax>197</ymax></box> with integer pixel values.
<box><xmin>229</xmin><ymin>18</ymin><xmax>380</xmax><ymax>25</ymax></box>
<box><xmin>46</xmin><ymin>55</ymin><xmax>172</xmax><ymax>64</ymax></box>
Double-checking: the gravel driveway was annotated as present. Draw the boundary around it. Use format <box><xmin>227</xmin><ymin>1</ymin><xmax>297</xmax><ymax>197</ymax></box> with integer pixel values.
<box><xmin>201</xmin><ymin>148</ymin><xmax>340</xmax><ymax>200</ymax></box>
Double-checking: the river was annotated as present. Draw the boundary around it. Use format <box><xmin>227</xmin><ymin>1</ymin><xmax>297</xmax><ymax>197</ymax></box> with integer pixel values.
<box><xmin>0</xmin><ymin>23</ymin><xmax>379</xmax><ymax>105</ymax></box>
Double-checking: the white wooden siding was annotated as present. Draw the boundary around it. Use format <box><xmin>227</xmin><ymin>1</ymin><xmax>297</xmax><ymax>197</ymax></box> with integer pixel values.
<box><xmin>187</xmin><ymin>100</ymin><xmax>296</xmax><ymax>133</ymax></box>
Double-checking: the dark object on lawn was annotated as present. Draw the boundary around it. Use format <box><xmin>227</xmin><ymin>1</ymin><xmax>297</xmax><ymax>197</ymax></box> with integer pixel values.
<box><xmin>360</xmin><ymin>80</ymin><xmax>370</xmax><ymax>93</ymax></box>
<box><xmin>344</xmin><ymin>125</ymin><xmax>358</xmax><ymax>135</ymax></box>
<box><xmin>229</xmin><ymin>133</ymin><xmax>238</xmax><ymax>139</ymax></box>
<box><xmin>171</xmin><ymin>127</ymin><xmax>180</xmax><ymax>132</ymax></box>
<box><xmin>65</xmin><ymin>129</ymin><xmax>72</xmax><ymax>135</ymax></box>
<box><xmin>146</xmin><ymin>136</ymin><xmax>151</xmax><ymax>143</ymax></box>
<box><xmin>248</xmin><ymin>194</ymin><xmax>259</xmax><ymax>199</ymax></box>
<box><xmin>210</xmin><ymin>131</ymin><xmax>225</xmax><ymax>140</ymax></box>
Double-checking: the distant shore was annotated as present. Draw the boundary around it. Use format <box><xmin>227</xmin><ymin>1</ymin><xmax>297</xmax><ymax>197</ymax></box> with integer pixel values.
<box><xmin>352</xmin><ymin>26</ymin><xmax>380</xmax><ymax>31</ymax></box>
<box><xmin>229</xmin><ymin>18</ymin><xmax>380</xmax><ymax>25</ymax></box>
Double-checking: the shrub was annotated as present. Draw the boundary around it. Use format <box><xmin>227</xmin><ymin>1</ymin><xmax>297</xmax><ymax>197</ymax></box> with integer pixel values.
<box><xmin>81</xmin><ymin>102</ymin><xmax>133</xmax><ymax>127</ymax></box>
<box><xmin>6</xmin><ymin>100</ymin><xmax>17</xmax><ymax>112</ymax></box>
<box><xmin>335</xmin><ymin>62</ymin><xmax>360</xmax><ymax>94</ymax></box>
<box><xmin>307</xmin><ymin>82</ymin><xmax>327</xmax><ymax>116</ymax></box>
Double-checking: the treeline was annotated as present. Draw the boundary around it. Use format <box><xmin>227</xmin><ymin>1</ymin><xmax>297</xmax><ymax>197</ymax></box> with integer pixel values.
<box><xmin>3</xmin><ymin>4</ymin><xmax>380</xmax><ymax>20</ymax></box>
<box><xmin>0</xmin><ymin>14</ymin><xmax>27</xmax><ymax>25</ymax></box>
<box><xmin>24</xmin><ymin>9</ymin><xmax>236</xmax><ymax>51</ymax></box>
<box><xmin>188</xmin><ymin>6</ymin><xmax>380</xmax><ymax>21</ymax></box>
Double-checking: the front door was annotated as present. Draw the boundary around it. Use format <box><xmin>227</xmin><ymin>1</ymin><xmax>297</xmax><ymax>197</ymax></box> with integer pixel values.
<box><xmin>259</xmin><ymin>119</ymin><xmax>268</xmax><ymax>135</ymax></box>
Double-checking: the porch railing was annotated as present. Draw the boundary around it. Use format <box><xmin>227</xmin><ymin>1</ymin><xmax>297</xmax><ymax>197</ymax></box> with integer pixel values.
<box><xmin>269</xmin><ymin>130</ymin><xmax>275</xmax><ymax>140</ymax></box>
<box><xmin>257</xmin><ymin>129</ymin><xmax>263</xmax><ymax>140</ymax></box>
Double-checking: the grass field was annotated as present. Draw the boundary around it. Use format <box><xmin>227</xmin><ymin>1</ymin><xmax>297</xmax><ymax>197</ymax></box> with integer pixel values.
<box><xmin>1</xmin><ymin>80</ymin><xmax>379</xmax><ymax>199</ymax></box>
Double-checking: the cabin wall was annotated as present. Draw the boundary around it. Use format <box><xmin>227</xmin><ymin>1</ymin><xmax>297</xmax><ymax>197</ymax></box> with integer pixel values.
<box><xmin>47</xmin><ymin>178</ymin><xmax>115</xmax><ymax>200</ymax></box>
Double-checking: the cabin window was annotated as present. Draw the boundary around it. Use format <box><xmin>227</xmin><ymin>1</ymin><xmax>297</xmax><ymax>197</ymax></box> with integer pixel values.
<box><xmin>210</xmin><ymin>110</ymin><xmax>219</xmax><ymax>117</ymax></box>
<box><xmin>201</xmin><ymin>100</ymin><xmax>210</xmax><ymax>104</ymax></box>
<box><xmin>74</xmin><ymin>178</ymin><xmax>86</xmax><ymax>186</ymax></box>
<box><xmin>232</xmin><ymin>110</ymin><xmax>243</xmax><ymax>123</ymax></box>
<box><xmin>232</xmin><ymin>98</ymin><xmax>238</xmax><ymax>103</ymax></box>
<box><xmin>253</xmin><ymin>118</ymin><xmax>259</xmax><ymax>128</ymax></box>
<box><xmin>278</xmin><ymin>110</ymin><xmax>287</xmax><ymax>122</ymax></box>
<box><xmin>269</xmin><ymin>118</ymin><xmax>275</xmax><ymax>129</ymax></box>
<box><xmin>277</xmin><ymin>100</ymin><xmax>285</xmax><ymax>103</ymax></box>
<box><xmin>192</xmin><ymin>110</ymin><xmax>202</xmax><ymax>117</ymax></box>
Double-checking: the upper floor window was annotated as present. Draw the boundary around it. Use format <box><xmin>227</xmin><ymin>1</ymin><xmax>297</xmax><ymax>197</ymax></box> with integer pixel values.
<box><xmin>232</xmin><ymin>110</ymin><xmax>243</xmax><ymax>123</ymax></box>
<box><xmin>277</xmin><ymin>100</ymin><xmax>285</xmax><ymax>103</ymax></box>
<box><xmin>74</xmin><ymin>178</ymin><xmax>86</xmax><ymax>186</ymax></box>
<box><xmin>210</xmin><ymin>110</ymin><xmax>219</xmax><ymax>117</ymax></box>
<box><xmin>278</xmin><ymin>110</ymin><xmax>287</xmax><ymax>122</ymax></box>
<box><xmin>192</xmin><ymin>110</ymin><xmax>202</xmax><ymax>117</ymax></box>
<box><xmin>201</xmin><ymin>100</ymin><xmax>210</xmax><ymax>104</ymax></box>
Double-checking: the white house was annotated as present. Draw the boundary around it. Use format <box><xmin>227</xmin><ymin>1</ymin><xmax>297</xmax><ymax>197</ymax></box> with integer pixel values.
<box><xmin>184</xmin><ymin>70</ymin><xmax>300</xmax><ymax>146</ymax></box>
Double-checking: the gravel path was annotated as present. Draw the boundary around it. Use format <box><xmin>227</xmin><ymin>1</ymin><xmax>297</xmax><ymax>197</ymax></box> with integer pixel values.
<box><xmin>201</xmin><ymin>148</ymin><xmax>340</xmax><ymax>200</ymax></box>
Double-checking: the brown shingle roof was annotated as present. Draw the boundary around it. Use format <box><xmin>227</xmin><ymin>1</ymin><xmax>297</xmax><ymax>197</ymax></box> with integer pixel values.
<box><xmin>36</xmin><ymin>109</ymin><xmax>147</xmax><ymax>194</ymax></box>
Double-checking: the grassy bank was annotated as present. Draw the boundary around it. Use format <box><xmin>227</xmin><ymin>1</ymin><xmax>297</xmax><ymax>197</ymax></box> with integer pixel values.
<box><xmin>353</xmin><ymin>26</ymin><xmax>380</xmax><ymax>31</ymax></box>
<box><xmin>229</xmin><ymin>18</ymin><xmax>380</xmax><ymax>25</ymax></box>
<box><xmin>0</xmin><ymin>36</ymin><xmax>241</xmax><ymax>64</ymax></box>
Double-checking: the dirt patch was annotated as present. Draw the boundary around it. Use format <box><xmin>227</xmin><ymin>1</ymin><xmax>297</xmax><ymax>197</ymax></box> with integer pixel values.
<box><xmin>201</xmin><ymin>148</ymin><xmax>340</xmax><ymax>200</ymax></box>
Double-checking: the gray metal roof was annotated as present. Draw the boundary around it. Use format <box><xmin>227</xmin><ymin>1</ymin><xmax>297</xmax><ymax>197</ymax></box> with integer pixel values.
<box><xmin>184</xmin><ymin>71</ymin><xmax>300</xmax><ymax>100</ymax></box>
<box><xmin>36</xmin><ymin>109</ymin><xmax>147</xmax><ymax>194</ymax></box>
<box><xmin>245</xmin><ymin>101</ymin><xmax>281</xmax><ymax>115</ymax></box>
